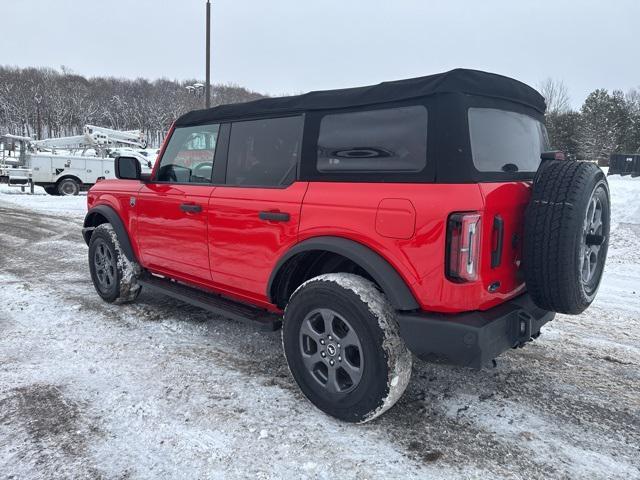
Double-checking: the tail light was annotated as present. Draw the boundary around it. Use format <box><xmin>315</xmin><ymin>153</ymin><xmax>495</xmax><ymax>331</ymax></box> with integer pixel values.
<box><xmin>447</xmin><ymin>212</ymin><xmax>482</xmax><ymax>282</ymax></box>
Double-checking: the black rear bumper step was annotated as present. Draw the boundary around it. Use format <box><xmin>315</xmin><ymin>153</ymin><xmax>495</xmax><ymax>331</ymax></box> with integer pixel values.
<box><xmin>138</xmin><ymin>274</ymin><xmax>282</xmax><ymax>331</ymax></box>
<box><xmin>396</xmin><ymin>293</ymin><xmax>554</xmax><ymax>369</ymax></box>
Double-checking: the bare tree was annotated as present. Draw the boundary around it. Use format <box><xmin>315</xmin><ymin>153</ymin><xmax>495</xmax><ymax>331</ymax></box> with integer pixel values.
<box><xmin>538</xmin><ymin>78</ymin><xmax>571</xmax><ymax>114</ymax></box>
<box><xmin>0</xmin><ymin>66</ymin><xmax>265</xmax><ymax>147</ymax></box>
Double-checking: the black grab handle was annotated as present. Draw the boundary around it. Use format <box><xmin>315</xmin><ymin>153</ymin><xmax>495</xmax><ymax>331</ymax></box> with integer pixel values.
<box><xmin>259</xmin><ymin>211</ymin><xmax>290</xmax><ymax>222</ymax></box>
<box><xmin>491</xmin><ymin>215</ymin><xmax>504</xmax><ymax>268</ymax></box>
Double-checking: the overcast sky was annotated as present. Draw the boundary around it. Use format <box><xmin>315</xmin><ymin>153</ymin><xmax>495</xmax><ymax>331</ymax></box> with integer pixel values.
<box><xmin>3</xmin><ymin>0</ymin><xmax>639</xmax><ymax>108</ymax></box>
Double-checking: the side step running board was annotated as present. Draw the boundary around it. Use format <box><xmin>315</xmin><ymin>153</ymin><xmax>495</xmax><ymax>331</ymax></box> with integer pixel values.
<box><xmin>138</xmin><ymin>274</ymin><xmax>282</xmax><ymax>331</ymax></box>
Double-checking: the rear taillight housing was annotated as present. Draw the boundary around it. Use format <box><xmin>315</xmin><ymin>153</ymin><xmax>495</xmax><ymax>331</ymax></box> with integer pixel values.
<box><xmin>447</xmin><ymin>212</ymin><xmax>482</xmax><ymax>282</ymax></box>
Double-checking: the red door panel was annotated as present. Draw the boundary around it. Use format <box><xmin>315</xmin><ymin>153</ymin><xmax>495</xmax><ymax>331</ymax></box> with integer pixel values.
<box><xmin>136</xmin><ymin>183</ymin><xmax>214</xmax><ymax>282</ymax></box>
<box><xmin>208</xmin><ymin>182</ymin><xmax>308</xmax><ymax>307</ymax></box>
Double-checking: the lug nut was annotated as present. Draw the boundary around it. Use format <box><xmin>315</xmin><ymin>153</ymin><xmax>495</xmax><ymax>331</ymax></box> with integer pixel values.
<box><xmin>329</xmin><ymin>360</ymin><xmax>334</xmax><ymax>366</ymax></box>
<box><xmin>320</xmin><ymin>339</ymin><xmax>325</xmax><ymax>345</ymax></box>
<box><xmin>328</xmin><ymin>335</ymin><xmax>333</xmax><ymax>340</ymax></box>
<box><xmin>321</xmin><ymin>352</ymin><xmax>326</xmax><ymax>357</ymax></box>
<box><xmin>337</xmin><ymin>343</ymin><xmax>341</xmax><ymax>348</ymax></box>
<box><xmin>338</xmin><ymin>356</ymin><xmax>342</xmax><ymax>362</ymax></box>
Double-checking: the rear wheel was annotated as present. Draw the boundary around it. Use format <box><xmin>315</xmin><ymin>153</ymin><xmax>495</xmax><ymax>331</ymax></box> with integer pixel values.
<box><xmin>524</xmin><ymin>160</ymin><xmax>610</xmax><ymax>314</ymax></box>
<box><xmin>88</xmin><ymin>223</ymin><xmax>141</xmax><ymax>303</ymax></box>
<box><xmin>282</xmin><ymin>273</ymin><xmax>412</xmax><ymax>423</ymax></box>
<box><xmin>57</xmin><ymin>178</ymin><xmax>80</xmax><ymax>196</ymax></box>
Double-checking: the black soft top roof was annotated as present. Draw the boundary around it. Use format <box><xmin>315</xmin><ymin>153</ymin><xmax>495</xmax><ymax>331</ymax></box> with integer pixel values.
<box><xmin>175</xmin><ymin>68</ymin><xmax>546</xmax><ymax>126</ymax></box>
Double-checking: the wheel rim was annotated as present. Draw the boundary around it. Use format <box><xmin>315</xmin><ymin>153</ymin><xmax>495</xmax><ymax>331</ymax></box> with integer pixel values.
<box><xmin>299</xmin><ymin>308</ymin><xmax>364</xmax><ymax>394</ymax></box>
<box><xmin>93</xmin><ymin>239</ymin><xmax>117</xmax><ymax>292</ymax></box>
<box><xmin>580</xmin><ymin>184</ymin><xmax>608</xmax><ymax>294</ymax></box>
<box><xmin>60</xmin><ymin>181</ymin><xmax>76</xmax><ymax>195</ymax></box>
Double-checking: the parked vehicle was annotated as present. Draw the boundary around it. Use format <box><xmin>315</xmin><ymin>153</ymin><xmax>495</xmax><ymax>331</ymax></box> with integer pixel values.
<box><xmin>1</xmin><ymin>134</ymin><xmax>33</xmax><ymax>190</ymax></box>
<box><xmin>82</xmin><ymin>69</ymin><xmax>610</xmax><ymax>422</ymax></box>
<box><xmin>30</xmin><ymin>153</ymin><xmax>117</xmax><ymax>195</ymax></box>
<box><xmin>29</xmin><ymin>152</ymin><xmax>152</xmax><ymax>196</ymax></box>
<box><xmin>608</xmin><ymin>153</ymin><xmax>640</xmax><ymax>177</ymax></box>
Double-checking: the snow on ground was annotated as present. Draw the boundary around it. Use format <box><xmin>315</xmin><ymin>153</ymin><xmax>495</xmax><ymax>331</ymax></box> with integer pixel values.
<box><xmin>0</xmin><ymin>184</ymin><xmax>87</xmax><ymax>216</ymax></box>
<box><xmin>0</xmin><ymin>175</ymin><xmax>639</xmax><ymax>479</ymax></box>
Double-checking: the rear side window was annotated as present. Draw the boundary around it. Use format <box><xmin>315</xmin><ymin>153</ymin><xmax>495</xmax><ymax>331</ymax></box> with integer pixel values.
<box><xmin>156</xmin><ymin>124</ymin><xmax>219</xmax><ymax>183</ymax></box>
<box><xmin>226</xmin><ymin>116</ymin><xmax>303</xmax><ymax>186</ymax></box>
<box><xmin>468</xmin><ymin>108</ymin><xmax>548</xmax><ymax>173</ymax></box>
<box><xmin>317</xmin><ymin>106</ymin><xmax>428</xmax><ymax>172</ymax></box>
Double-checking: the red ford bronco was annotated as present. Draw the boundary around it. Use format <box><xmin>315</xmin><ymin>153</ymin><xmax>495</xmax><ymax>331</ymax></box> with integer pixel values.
<box><xmin>83</xmin><ymin>69</ymin><xmax>610</xmax><ymax>422</ymax></box>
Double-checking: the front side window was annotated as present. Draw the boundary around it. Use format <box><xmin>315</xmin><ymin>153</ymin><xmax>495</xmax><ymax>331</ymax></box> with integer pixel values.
<box><xmin>317</xmin><ymin>105</ymin><xmax>428</xmax><ymax>172</ymax></box>
<box><xmin>226</xmin><ymin>116</ymin><xmax>303</xmax><ymax>186</ymax></box>
<box><xmin>468</xmin><ymin>108</ymin><xmax>549</xmax><ymax>173</ymax></box>
<box><xmin>156</xmin><ymin>124</ymin><xmax>219</xmax><ymax>183</ymax></box>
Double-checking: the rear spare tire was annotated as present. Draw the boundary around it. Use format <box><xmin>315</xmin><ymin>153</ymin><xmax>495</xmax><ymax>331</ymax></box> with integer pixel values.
<box><xmin>524</xmin><ymin>160</ymin><xmax>610</xmax><ymax>314</ymax></box>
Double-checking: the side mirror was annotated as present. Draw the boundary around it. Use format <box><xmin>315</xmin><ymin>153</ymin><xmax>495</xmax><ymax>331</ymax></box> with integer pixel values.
<box><xmin>541</xmin><ymin>150</ymin><xmax>566</xmax><ymax>161</ymax></box>
<box><xmin>115</xmin><ymin>156</ymin><xmax>142</xmax><ymax>180</ymax></box>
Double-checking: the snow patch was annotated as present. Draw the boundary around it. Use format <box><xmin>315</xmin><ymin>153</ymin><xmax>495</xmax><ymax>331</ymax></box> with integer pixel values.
<box><xmin>0</xmin><ymin>183</ymin><xmax>87</xmax><ymax>217</ymax></box>
<box><xmin>607</xmin><ymin>174</ymin><xmax>640</xmax><ymax>227</ymax></box>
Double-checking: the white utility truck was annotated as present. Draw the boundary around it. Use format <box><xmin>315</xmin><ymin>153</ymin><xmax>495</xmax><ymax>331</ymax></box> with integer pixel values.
<box><xmin>1</xmin><ymin>126</ymin><xmax>151</xmax><ymax>195</ymax></box>
<box><xmin>30</xmin><ymin>154</ymin><xmax>119</xmax><ymax>195</ymax></box>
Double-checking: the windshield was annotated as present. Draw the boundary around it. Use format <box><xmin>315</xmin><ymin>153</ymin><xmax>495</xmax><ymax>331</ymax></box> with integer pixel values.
<box><xmin>468</xmin><ymin>108</ymin><xmax>549</xmax><ymax>174</ymax></box>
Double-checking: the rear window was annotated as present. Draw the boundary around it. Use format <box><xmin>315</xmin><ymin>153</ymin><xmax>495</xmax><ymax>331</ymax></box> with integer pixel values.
<box><xmin>317</xmin><ymin>105</ymin><xmax>427</xmax><ymax>172</ymax></box>
<box><xmin>468</xmin><ymin>108</ymin><xmax>548</xmax><ymax>173</ymax></box>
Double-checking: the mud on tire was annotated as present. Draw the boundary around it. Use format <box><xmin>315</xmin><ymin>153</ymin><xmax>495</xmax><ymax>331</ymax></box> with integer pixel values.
<box><xmin>524</xmin><ymin>160</ymin><xmax>610</xmax><ymax>314</ymax></box>
<box><xmin>88</xmin><ymin>223</ymin><xmax>142</xmax><ymax>304</ymax></box>
<box><xmin>282</xmin><ymin>273</ymin><xmax>412</xmax><ymax>423</ymax></box>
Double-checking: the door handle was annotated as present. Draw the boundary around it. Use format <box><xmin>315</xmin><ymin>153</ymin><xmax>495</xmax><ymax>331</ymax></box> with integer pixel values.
<box><xmin>180</xmin><ymin>203</ymin><xmax>202</xmax><ymax>213</ymax></box>
<box><xmin>259</xmin><ymin>211</ymin><xmax>290</xmax><ymax>222</ymax></box>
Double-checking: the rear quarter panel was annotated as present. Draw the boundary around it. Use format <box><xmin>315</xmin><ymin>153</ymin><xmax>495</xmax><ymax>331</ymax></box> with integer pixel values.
<box><xmin>299</xmin><ymin>182</ymin><xmax>488</xmax><ymax>312</ymax></box>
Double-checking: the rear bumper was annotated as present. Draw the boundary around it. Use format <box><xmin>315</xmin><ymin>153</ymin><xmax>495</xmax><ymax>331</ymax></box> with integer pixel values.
<box><xmin>396</xmin><ymin>293</ymin><xmax>554</xmax><ymax>369</ymax></box>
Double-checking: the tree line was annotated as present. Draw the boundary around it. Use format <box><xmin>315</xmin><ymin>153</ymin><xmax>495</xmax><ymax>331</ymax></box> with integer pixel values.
<box><xmin>540</xmin><ymin>78</ymin><xmax>640</xmax><ymax>164</ymax></box>
<box><xmin>1</xmin><ymin>66</ymin><xmax>639</xmax><ymax>161</ymax></box>
<box><xmin>0</xmin><ymin>66</ymin><xmax>263</xmax><ymax>147</ymax></box>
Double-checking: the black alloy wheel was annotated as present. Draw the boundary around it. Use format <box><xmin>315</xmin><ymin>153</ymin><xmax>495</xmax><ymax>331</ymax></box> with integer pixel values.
<box><xmin>300</xmin><ymin>308</ymin><xmax>364</xmax><ymax>394</ymax></box>
<box><xmin>93</xmin><ymin>238</ymin><xmax>117</xmax><ymax>296</ymax></box>
<box><xmin>580</xmin><ymin>184</ymin><xmax>609</xmax><ymax>296</ymax></box>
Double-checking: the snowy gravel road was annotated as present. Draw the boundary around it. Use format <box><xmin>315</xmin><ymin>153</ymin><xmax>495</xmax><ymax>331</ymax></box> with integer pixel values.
<box><xmin>1</xmin><ymin>178</ymin><xmax>639</xmax><ymax>479</ymax></box>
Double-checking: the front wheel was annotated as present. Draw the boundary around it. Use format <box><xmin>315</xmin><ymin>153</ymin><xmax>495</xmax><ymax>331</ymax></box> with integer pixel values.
<box><xmin>88</xmin><ymin>223</ymin><xmax>141</xmax><ymax>303</ymax></box>
<box><xmin>282</xmin><ymin>273</ymin><xmax>412</xmax><ymax>423</ymax></box>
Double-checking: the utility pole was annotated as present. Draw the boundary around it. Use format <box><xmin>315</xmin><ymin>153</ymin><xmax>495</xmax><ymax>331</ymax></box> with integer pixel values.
<box><xmin>205</xmin><ymin>0</ymin><xmax>211</xmax><ymax>109</ymax></box>
<box><xmin>34</xmin><ymin>93</ymin><xmax>42</xmax><ymax>140</ymax></box>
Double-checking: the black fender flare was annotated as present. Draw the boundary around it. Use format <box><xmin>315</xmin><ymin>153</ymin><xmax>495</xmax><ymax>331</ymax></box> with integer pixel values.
<box><xmin>82</xmin><ymin>205</ymin><xmax>136</xmax><ymax>262</ymax></box>
<box><xmin>267</xmin><ymin>236</ymin><xmax>419</xmax><ymax>311</ymax></box>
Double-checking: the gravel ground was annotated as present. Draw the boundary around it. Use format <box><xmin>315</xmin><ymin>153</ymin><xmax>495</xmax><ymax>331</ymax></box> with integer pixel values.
<box><xmin>0</xmin><ymin>178</ymin><xmax>639</xmax><ymax>479</ymax></box>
